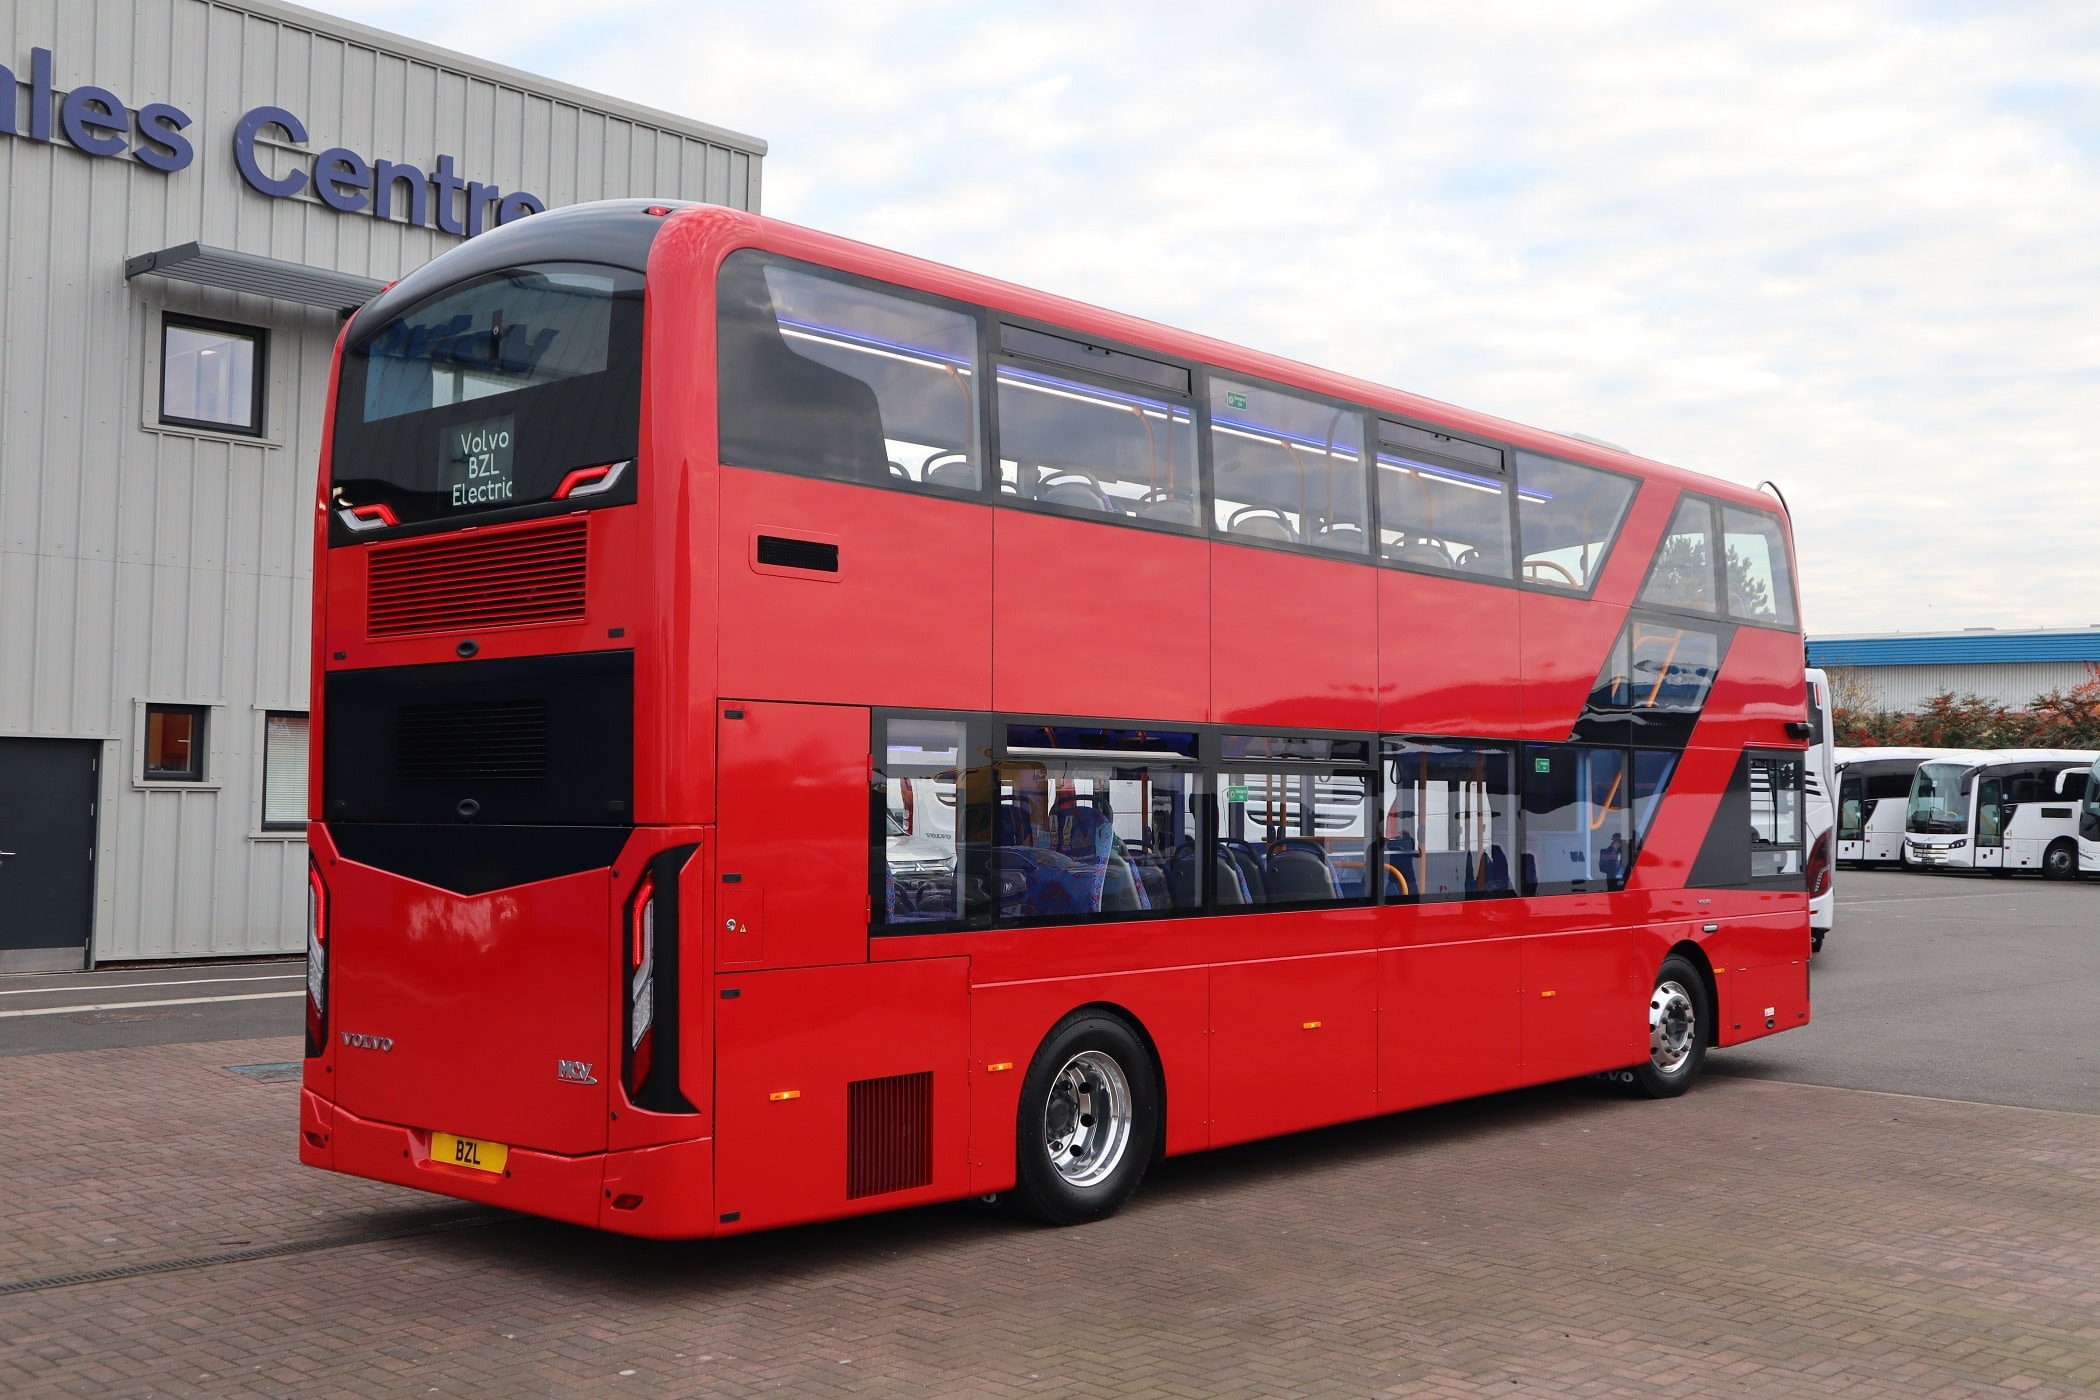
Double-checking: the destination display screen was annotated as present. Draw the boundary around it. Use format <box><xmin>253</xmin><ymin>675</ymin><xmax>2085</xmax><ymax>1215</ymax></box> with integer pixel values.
<box><xmin>440</xmin><ymin>416</ymin><xmax>517</xmax><ymax>509</ymax></box>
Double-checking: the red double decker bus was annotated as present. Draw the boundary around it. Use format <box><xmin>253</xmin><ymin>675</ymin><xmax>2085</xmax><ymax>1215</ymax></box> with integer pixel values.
<box><xmin>300</xmin><ymin>200</ymin><xmax>1813</xmax><ymax>1237</ymax></box>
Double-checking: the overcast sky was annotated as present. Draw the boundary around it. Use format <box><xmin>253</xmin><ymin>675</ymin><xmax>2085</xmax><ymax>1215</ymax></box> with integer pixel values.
<box><xmin>317</xmin><ymin>0</ymin><xmax>2100</xmax><ymax>637</ymax></box>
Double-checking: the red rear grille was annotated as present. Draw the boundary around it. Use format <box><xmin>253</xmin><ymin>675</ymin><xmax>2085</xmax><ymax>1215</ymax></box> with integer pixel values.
<box><xmin>366</xmin><ymin>519</ymin><xmax>588</xmax><ymax>638</ymax></box>
<box><xmin>846</xmin><ymin>1071</ymin><xmax>933</xmax><ymax>1199</ymax></box>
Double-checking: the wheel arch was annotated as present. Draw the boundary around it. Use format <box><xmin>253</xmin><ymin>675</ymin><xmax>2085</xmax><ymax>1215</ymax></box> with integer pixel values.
<box><xmin>1664</xmin><ymin>938</ymin><xmax>1722</xmax><ymax>1047</ymax></box>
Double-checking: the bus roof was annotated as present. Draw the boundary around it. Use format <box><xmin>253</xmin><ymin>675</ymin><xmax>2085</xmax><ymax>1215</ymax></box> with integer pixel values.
<box><xmin>666</xmin><ymin>206</ymin><xmax>1793</xmax><ymax>519</ymax></box>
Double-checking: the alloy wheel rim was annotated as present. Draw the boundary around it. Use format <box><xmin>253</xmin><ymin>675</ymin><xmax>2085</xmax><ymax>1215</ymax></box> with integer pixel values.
<box><xmin>1042</xmin><ymin>1050</ymin><xmax>1133</xmax><ymax>1188</ymax></box>
<box><xmin>1649</xmin><ymin>980</ymin><xmax>1697</xmax><ymax>1076</ymax></box>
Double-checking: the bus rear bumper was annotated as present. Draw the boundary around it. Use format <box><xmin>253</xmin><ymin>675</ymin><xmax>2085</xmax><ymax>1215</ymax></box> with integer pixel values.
<box><xmin>300</xmin><ymin>1090</ymin><xmax>717</xmax><ymax>1239</ymax></box>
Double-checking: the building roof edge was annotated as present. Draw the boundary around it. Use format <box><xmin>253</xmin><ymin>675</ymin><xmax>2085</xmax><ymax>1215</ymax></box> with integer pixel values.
<box><xmin>211</xmin><ymin>0</ymin><xmax>769</xmax><ymax>157</ymax></box>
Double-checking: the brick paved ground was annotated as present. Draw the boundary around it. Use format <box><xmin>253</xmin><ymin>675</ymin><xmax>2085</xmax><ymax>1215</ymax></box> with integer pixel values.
<box><xmin>1</xmin><ymin>1036</ymin><xmax>2097</xmax><ymax>1397</ymax></box>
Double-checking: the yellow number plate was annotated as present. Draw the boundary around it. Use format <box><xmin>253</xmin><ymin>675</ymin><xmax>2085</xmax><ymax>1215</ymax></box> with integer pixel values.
<box><xmin>431</xmin><ymin>1131</ymin><xmax>509</xmax><ymax>1175</ymax></box>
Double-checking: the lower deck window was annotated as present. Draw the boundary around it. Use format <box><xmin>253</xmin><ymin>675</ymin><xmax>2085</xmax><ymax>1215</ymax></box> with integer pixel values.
<box><xmin>872</xmin><ymin>713</ymin><xmax>1693</xmax><ymax>929</ymax></box>
<box><xmin>1522</xmin><ymin>746</ymin><xmax>1631</xmax><ymax>895</ymax></box>
<box><xmin>1749</xmin><ymin>753</ymin><xmax>1805</xmax><ymax>877</ymax></box>
<box><xmin>1382</xmin><ymin>739</ymin><xmax>1514</xmax><ymax>901</ymax></box>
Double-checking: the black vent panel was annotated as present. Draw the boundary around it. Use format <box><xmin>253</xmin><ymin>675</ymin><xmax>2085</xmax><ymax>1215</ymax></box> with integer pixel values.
<box><xmin>846</xmin><ymin>1071</ymin><xmax>933</xmax><ymax>1199</ymax></box>
<box><xmin>324</xmin><ymin>650</ymin><xmax>631</xmax><ymax>827</ymax></box>
<box><xmin>397</xmin><ymin>700</ymin><xmax>549</xmax><ymax>780</ymax></box>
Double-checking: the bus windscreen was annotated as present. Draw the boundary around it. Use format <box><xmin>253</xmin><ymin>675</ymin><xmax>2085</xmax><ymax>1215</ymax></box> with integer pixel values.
<box><xmin>1907</xmin><ymin>762</ymin><xmax>1970</xmax><ymax>833</ymax></box>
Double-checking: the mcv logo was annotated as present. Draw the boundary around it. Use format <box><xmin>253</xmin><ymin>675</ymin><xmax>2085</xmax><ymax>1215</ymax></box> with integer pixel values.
<box><xmin>556</xmin><ymin>1060</ymin><xmax>597</xmax><ymax>1085</ymax></box>
<box><xmin>340</xmin><ymin>1031</ymin><xmax>394</xmax><ymax>1052</ymax></box>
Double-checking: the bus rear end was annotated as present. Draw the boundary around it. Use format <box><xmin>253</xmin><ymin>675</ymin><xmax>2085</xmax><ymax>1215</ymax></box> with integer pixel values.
<box><xmin>300</xmin><ymin>203</ymin><xmax>714</xmax><ymax>1238</ymax></box>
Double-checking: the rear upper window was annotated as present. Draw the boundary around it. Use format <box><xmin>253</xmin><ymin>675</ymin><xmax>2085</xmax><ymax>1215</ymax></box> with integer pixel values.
<box><xmin>1515</xmin><ymin>452</ymin><xmax>1636</xmax><ymax>593</ymax></box>
<box><xmin>717</xmin><ymin>250</ymin><xmax>982</xmax><ymax>492</ymax></box>
<box><xmin>358</xmin><ymin>266</ymin><xmax>623</xmax><ymax>423</ymax></box>
<box><xmin>1721</xmin><ymin>505</ymin><xmax>1799</xmax><ymax>628</ymax></box>
<box><xmin>332</xmin><ymin>262</ymin><xmax>643</xmax><ymax>532</ymax></box>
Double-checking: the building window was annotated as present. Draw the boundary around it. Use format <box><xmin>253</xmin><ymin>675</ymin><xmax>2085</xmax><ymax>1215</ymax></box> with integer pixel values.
<box><xmin>144</xmin><ymin>704</ymin><xmax>208</xmax><ymax>781</ymax></box>
<box><xmin>261</xmin><ymin>712</ymin><xmax>310</xmax><ymax>830</ymax></box>
<box><xmin>161</xmin><ymin>315</ymin><xmax>266</xmax><ymax>435</ymax></box>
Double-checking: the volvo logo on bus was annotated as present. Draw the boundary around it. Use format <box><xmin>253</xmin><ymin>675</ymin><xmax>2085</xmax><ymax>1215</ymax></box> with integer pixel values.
<box><xmin>340</xmin><ymin>1031</ymin><xmax>394</xmax><ymax>1052</ymax></box>
<box><xmin>556</xmin><ymin>1060</ymin><xmax>597</xmax><ymax>1085</ymax></box>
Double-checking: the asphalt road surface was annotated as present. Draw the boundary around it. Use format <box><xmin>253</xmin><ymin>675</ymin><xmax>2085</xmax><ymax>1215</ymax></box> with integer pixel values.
<box><xmin>1711</xmin><ymin>868</ymin><xmax>2100</xmax><ymax>1114</ymax></box>
<box><xmin>4</xmin><ymin>870</ymin><xmax>2094</xmax><ymax>1113</ymax></box>
<box><xmin>0</xmin><ymin>958</ymin><xmax>303</xmax><ymax>1058</ymax></box>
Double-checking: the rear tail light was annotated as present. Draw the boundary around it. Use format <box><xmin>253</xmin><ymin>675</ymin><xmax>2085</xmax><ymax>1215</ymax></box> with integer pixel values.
<box><xmin>1807</xmin><ymin>829</ymin><xmax>1833</xmax><ymax>898</ymax></box>
<box><xmin>553</xmin><ymin>459</ymin><xmax>630</xmax><ymax>500</ymax></box>
<box><xmin>626</xmin><ymin>875</ymin><xmax>656</xmax><ymax>1093</ymax></box>
<box><xmin>337</xmin><ymin>501</ymin><xmax>399</xmax><ymax>532</ymax></box>
<box><xmin>305</xmin><ymin>862</ymin><xmax>329</xmax><ymax>1055</ymax></box>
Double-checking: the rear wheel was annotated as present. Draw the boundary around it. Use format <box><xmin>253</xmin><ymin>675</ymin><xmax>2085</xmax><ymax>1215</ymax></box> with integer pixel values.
<box><xmin>1011</xmin><ymin>1011</ymin><xmax>1159</xmax><ymax>1226</ymax></box>
<box><xmin>1630</xmin><ymin>956</ymin><xmax>1708</xmax><ymax>1099</ymax></box>
<box><xmin>2043</xmin><ymin>840</ymin><xmax>2078</xmax><ymax>881</ymax></box>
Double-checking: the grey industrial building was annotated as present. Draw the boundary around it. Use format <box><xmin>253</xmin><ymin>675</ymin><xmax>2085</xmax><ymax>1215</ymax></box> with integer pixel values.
<box><xmin>1807</xmin><ymin>627</ymin><xmax>2100</xmax><ymax>713</ymax></box>
<box><xmin>0</xmin><ymin>0</ymin><xmax>763</xmax><ymax>970</ymax></box>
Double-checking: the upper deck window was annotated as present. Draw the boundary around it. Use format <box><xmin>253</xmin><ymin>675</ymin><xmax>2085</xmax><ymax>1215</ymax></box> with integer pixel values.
<box><xmin>1639</xmin><ymin>495</ymin><xmax>1717</xmax><ymax>613</ymax></box>
<box><xmin>1514</xmin><ymin>452</ymin><xmax>1636</xmax><ymax>593</ymax></box>
<box><xmin>996</xmin><ymin>327</ymin><xmax>1199</xmax><ymax>528</ymax></box>
<box><xmin>718</xmin><ymin>251</ymin><xmax>982</xmax><ymax>492</ymax></box>
<box><xmin>1720</xmin><ymin>505</ymin><xmax>1798</xmax><ymax>628</ymax></box>
<box><xmin>1376</xmin><ymin>422</ymin><xmax>1511</xmax><ymax>577</ymax></box>
<box><xmin>332</xmin><ymin>261</ymin><xmax>643</xmax><ymax>534</ymax></box>
<box><xmin>1209</xmin><ymin>379</ymin><xmax>1368</xmax><ymax>554</ymax></box>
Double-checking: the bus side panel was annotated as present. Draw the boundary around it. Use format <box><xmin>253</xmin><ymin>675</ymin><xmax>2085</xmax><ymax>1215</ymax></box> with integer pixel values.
<box><xmin>1696</xmin><ymin>624</ymin><xmax>1808</xmax><ymax>756</ymax></box>
<box><xmin>1626</xmin><ymin>744</ymin><xmax>1737</xmax><ymax>889</ymax></box>
<box><xmin>1210</xmin><ymin>951</ymin><xmax>1379</xmax><ymax>1147</ymax></box>
<box><xmin>1515</xmin><ymin>592</ymin><xmax>1626</xmax><ymax>741</ymax></box>
<box><xmin>993</xmin><ymin>509</ymin><xmax>1209</xmax><ymax>722</ymax></box>
<box><xmin>1708</xmin><ymin>913</ymin><xmax>1811</xmax><ymax>1045</ymax></box>
<box><xmin>967</xmin><ymin>966</ymin><xmax>1210</xmax><ymax>1196</ymax></box>
<box><xmin>713</xmin><ymin>958</ymin><xmax>970</xmax><ymax>1234</ymax></box>
<box><xmin>643</xmin><ymin>217</ymin><xmax>727</xmax><ymax>826</ymax></box>
<box><xmin>1379</xmin><ymin>937</ymin><xmax>1523</xmax><ymax>1111</ymax></box>
<box><xmin>1519</xmin><ymin>926</ymin><xmax>1641</xmax><ymax>1080</ymax></box>
<box><xmin>1378</xmin><ymin>569</ymin><xmax>1520</xmax><ymax>736</ymax></box>
<box><xmin>715</xmin><ymin>699</ymin><xmax>871</xmax><ymax>972</ymax></box>
<box><xmin>1210</xmin><ymin>541</ymin><xmax>1377</xmax><ymax>730</ymax></box>
<box><xmin>716</xmin><ymin>465</ymin><xmax>993</xmax><ymax>711</ymax></box>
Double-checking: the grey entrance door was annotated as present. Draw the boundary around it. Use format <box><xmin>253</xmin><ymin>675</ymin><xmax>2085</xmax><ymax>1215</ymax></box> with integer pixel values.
<box><xmin>0</xmin><ymin>739</ymin><xmax>100</xmax><ymax>972</ymax></box>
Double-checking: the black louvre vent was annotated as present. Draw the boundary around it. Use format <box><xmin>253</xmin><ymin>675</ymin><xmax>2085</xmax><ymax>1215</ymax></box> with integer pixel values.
<box><xmin>396</xmin><ymin>700</ymin><xmax>549</xmax><ymax>780</ymax></box>
<box><xmin>756</xmin><ymin>534</ymin><xmax>839</xmax><ymax>573</ymax></box>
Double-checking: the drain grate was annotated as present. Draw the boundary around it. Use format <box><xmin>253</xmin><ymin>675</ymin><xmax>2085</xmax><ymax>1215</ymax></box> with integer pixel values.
<box><xmin>226</xmin><ymin>1062</ymin><xmax>302</xmax><ymax>1083</ymax></box>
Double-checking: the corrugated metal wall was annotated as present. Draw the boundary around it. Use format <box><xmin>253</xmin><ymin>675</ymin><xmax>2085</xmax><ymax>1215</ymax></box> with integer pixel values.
<box><xmin>1826</xmin><ymin>663</ymin><xmax>2100</xmax><ymax>713</ymax></box>
<box><xmin>0</xmin><ymin>0</ymin><xmax>763</xmax><ymax>960</ymax></box>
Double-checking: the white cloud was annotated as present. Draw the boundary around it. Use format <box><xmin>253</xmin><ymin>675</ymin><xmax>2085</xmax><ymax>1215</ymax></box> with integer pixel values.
<box><xmin>317</xmin><ymin>0</ymin><xmax>2100</xmax><ymax>633</ymax></box>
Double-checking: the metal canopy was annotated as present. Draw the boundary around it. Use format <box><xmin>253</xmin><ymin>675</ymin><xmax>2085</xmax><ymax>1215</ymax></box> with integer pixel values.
<box><xmin>124</xmin><ymin>242</ymin><xmax>386</xmax><ymax>311</ymax></box>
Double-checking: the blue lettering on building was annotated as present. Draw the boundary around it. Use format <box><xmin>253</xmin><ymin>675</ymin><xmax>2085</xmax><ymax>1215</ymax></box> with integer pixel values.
<box><xmin>1</xmin><ymin>45</ymin><xmax>543</xmax><ymax>235</ymax></box>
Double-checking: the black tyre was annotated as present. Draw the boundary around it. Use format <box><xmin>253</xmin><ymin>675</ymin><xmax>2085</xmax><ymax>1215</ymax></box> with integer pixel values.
<box><xmin>1810</xmin><ymin>930</ymin><xmax>1825</xmax><ymax>955</ymax></box>
<box><xmin>1011</xmin><ymin>1010</ymin><xmax>1159</xmax><ymax>1226</ymax></box>
<box><xmin>1630</xmin><ymin>955</ymin><xmax>1708</xmax><ymax>1099</ymax></box>
<box><xmin>2043</xmin><ymin>840</ymin><xmax>2078</xmax><ymax>881</ymax></box>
